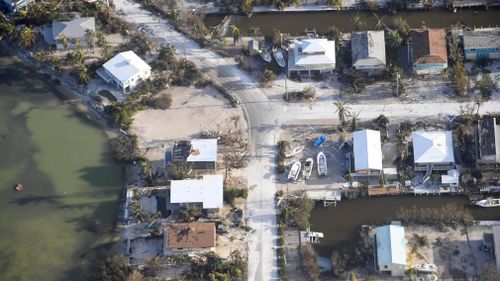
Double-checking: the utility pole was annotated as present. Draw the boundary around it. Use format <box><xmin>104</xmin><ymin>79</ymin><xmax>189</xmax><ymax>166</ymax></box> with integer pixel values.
<box><xmin>285</xmin><ymin>74</ymin><xmax>288</xmax><ymax>101</ymax></box>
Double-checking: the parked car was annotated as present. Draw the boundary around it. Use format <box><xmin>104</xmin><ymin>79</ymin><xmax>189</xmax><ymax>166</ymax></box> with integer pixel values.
<box><xmin>313</xmin><ymin>135</ymin><xmax>327</xmax><ymax>148</ymax></box>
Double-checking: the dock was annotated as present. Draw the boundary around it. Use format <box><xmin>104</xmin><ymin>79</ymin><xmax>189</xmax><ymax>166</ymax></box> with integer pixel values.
<box><xmin>367</xmin><ymin>184</ymin><xmax>400</xmax><ymax>197</ymax></box>
<box><xmin>306</xmin><ymin>189</ymin><xmax>341</xmax><ymax>207</ymax></box>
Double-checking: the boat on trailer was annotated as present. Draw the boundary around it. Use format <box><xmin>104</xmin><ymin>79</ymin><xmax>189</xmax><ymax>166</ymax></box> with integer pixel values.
<box><xmin>288</xmin><ymin>161</ymin><xmax>301</xmax><ymax>181</ymax></box>
<box><xmin>285</xmin><ymin>145</ymin><xmax>304</xmax><ymax>158</ymax></box>
<box><xmin>317</xmin><ymin>152</ymin><xmax>327</xmax><ymax>176</ymax></box>
<box><xmin>273</xmin><ymin>48</ymin><xmax>286</xmax><ymax>68</ymax></box>
<box><xmin>475</xmin><ymin>197</ymin><xmax>500</xmax><ymax>207</ymax></box>
<box><xmin>414</xmin><ymin>263</ymin><xmax>438</xmax><ymax>273</ymax></box>
<box><xmin>259</xmin><ymin>48</ymin><xmax>272</xmax><ymax>63</ymax></box>
<box><xmin>303</xmin><ymin>158</ymin><xmax>314</xmax><ymax>180</ymax></box>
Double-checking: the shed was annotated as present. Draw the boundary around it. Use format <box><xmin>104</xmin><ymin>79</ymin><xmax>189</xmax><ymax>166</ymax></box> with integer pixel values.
<box><xmin>375</xmin><ymin>224</ymin><xmax>407</xmax><ymax>276</ymax></box>
<box><xmin>353</xmin><ymin>129</ymin><xmax>383</xmax><ymax>173</ymax></box>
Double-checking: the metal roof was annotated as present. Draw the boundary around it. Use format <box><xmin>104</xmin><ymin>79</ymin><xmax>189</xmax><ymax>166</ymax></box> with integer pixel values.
<box><xmin>376</xmin><ymin>225</ymin><xmax>407</xmax><ymax>267</ymax></box>
<box><xmin>187</xmin><ymin>139</ymin><xmax>218</xmax><ymax>162</ymax></box>
<box><xmin>103</xmin><ymin>51</ymin><xmax>151</xmax><ymax>84</ymax></box>
<box><xmin>170</xmin><ymin>175</ymin><xmax>223</xmax><ymax>209</ymax></box>
<box><xmin>353</xmin><ymin>129</ymin><xmax>383</xmax><ymax>171</ymax></box>
<box><xmin>412</xmin><ymin>131</ymin><xmax>455</xmax><ymax>164</ymax></box>
<box><xmin>293</xmin><ymin>38</ymin><xmax>336</xmax><ymax>66</ymax></box>
<box><xmin>52</xmin><ymin>17</ymin><xmax>95</xmax><ymax>40</ymax></box>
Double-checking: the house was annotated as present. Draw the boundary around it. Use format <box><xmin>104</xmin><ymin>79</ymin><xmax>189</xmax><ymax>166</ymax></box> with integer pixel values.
<box><xmin>352</xmin><ymin>129</ymin><xmax>383</xmax><ymax>175</ymax></box>
<box><xmin>97</xmin><ymin>50</ymin><xmax>151</xmax><ymax>92</ymax></box>
<box><xmin>463</xmin><ymin>28</ymin><xmax>500</xmax><ymax>60</ymax></box>
<box><xmin>412</xmin><ymin>131</ymin><xmax>455</xmax><ymax>171</ymax></box>
<box><xmin>351</xmin><ymin>30</ymin><xmax>386</xmax><ymax>75</ymax></box>
<box><xmin>1</xmin><ymin>0</ymin><xmax>34</xmax><ymax>12</ymax></box>
<box><xmin>375</xmin><ymin>224</ymin><xmax>407</xmax><ymax>277</ymax></box>
<box><xmin>171</xmin><ymin>139</ymin><xmax>218</xmax><ymax>170</ymax></box>
<box><xmin>287</xmin><ymin>38</ymin><xmax>335</xmax><ymax>76</ymax></box>
<box><xmin>409</xmin><ymin>29</ymin><xmax>448</xmax><ymax>74</ymax></box>
<box><xmin>170</xmin><ymin>175</ymin><xmax>223</xmax><ymax>209</ymax></box>
<box><xmin>164</xmin><ymin>222</ymin><xmax>216</xmax><ymax>252</ymax></box>
<box><xmin>476</xmin><ymin>117</ymin><xmax>500</xmax><ymax>165</ymax></box>
<box><xmin>42</xmin><ymin>18</ymin><xmax>96</xmax><ymax>50</ymax></box>
<box><xmin>493</xmin><ymin>225</ymin><xmax>500</xmax><ymax>275</ymax></box>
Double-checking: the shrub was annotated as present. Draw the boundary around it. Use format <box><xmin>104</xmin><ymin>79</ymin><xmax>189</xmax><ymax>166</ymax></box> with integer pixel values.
<box><xmin>261</xmin><ymin>69</ymin><xmax>276</xmax><ymax>87</ymax></box>
<box><xmin>299</xmin><ymin>245</ymin><xmax>320</xmax><ymax>280</ymax></box>
<box><xmin>111</xmin><ymin>135</ymin><xmax>138</xmax><ymax>163</ymax></box>
<box><xmin>476</xmin><ymin>73</ymin><xmax>497</xmax><ymax>100</ymax></box>
<box><xmin>143</xmin><ymin>94</ymin><xmax>172</xmax><ymax>110</ymax></box>
<box><xmin>224</xmin><ymin>187</ymin><xmax>249</xmax><ymax>205</ymax></box>
<box><xmin>94</xmin><ymin>255</ymin><xmax>132</xmax><ymax>281</ymax></box>
<box><xmin>168</xmin><ymin>162</ymin><xmax>191</xmax><ymax>180</ymax></box>
<box><xmin>289</xmin><ymin>194</ymin><xmax>314</xmax><ymax>229</ymax></box>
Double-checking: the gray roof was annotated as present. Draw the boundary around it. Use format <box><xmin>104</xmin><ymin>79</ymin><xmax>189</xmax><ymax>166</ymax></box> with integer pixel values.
<box><xmin>52</xmin><ymin>17</ymin><xmax>95</xmax><ymax>40</ymax></box>
<box><xmin>463</xmin><ymin>34</ymin><xmax>500</xmax><ymax>50</ymax></box>
<box><xmin>351</xmin><ymin>30</ymin><xmax>386</xmax><ymax>67</ymax></box>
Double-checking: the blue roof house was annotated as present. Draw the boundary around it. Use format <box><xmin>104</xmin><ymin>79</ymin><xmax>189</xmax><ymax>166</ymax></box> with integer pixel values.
<box><xmin>375</xmin><ymin>225</ymin><xmax>407</xmax><ymax>276</ymax></box>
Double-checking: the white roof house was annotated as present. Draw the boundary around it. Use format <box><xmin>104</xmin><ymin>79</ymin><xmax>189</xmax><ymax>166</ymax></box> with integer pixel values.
<box><xmin>351</xmin><ymin>30</ymin><xmax>386</xmax><ymax>74</ymax></box>
<box><xmin>187</xmin><ymin>139</ymin><xmax>218</xmax><ymax>163</ymax></box>
<box><xmin>288</xmin><ymin>38</ymin><xmax>336</xmax><ymax>76</ymax></box>
<box><xmin>170</xmin><ymin>175</ymin><xmax>223</xmax><ymax>209</ymax></box>
<box><xmin>493</xmin><ymin>225</ymin><xmax>500</xmax><ymax>274</ymax></box>
<box><xmin>376</xmin><ymin>225</ymin><xmax>407</xmax><ymax>276</ymax></box>
<box><xmin>413</xmin><ymin>131</ymin><xmax>455</xmax><ymax>170</ymax></box>
<box><xmin>353</xmin><ymin>129</ymin><xmax>383</xmax><ymax>172</ymax></box>
<box><xmin>98</xmin><ymin>50</ymin><xmax>151</xmax><ymax>92</ymax></box>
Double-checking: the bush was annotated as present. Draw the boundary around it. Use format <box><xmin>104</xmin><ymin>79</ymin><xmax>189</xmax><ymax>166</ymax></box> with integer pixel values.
<box><xmin>143</xmin><ymin>94</ymin><xmax>172</xmax><ymax>110</ymax></box>
<box><xmin>396</xmin><ymin>203</ymin><xmax>474</xmax><ymax>226</ymax></box>
<box><xmin>111</xmin><ymin>135</ymin><xmax>138</xmax><ymax>163</ymax></box>
<box><xmin>224</xmin><ymin>187</ymin><xmax>249</xmax><ymax>205</ymax></box>
<box><xmin>171</xmin><ymin>58</ymin><xmax>202</xmax><ymax>86</ymax></box>
<box><xmin>261</xmin><ymin>69</ymin><xmax>276</xmax><ymax>87</ymax></box>
<box><xmin>299</xmin><ymin>245</ymin><xmax>320</xmax><ymax>281</ymax></box>
<box><xmin>476</xmin><ymin>73</ymin><xmax>497</xmax><ymax>100</ymax></box>
<box><xmin>276</xmin><ymin>140</ymin><xmax>290</xmax><ymax>173</ymax></box>
<box><xmin>289</xmin><ymin>194</ymin><xmax>314</xmax><ymax>229</ymax></box>
<box><xmin>94</xmin><ymin>255</ymin><xmax>132</xmax><ymax>281</ymax></box>
<box><xmin>168</xmin><ymin>162</ymin><xmax>191</xmax><ymax>180</ymax></box>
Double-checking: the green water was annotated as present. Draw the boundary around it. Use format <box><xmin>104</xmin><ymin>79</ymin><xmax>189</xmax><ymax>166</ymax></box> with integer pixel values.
<box><xmin>0</xmin><ymin>52</ymin><xmax>122</xmax><ymax>280</ymax></box>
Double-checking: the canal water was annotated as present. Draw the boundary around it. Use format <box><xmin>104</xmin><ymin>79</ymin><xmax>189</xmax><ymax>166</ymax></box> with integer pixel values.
<box><xmin>205</xmin><ymin>8</ymin><xmax>500</xmax><ymax>36</ymax></box>
<box><xmin>0</xmin><ymin>51</ymin><xmax>123</xmax><ymax>281</ymax></box>
<box><xmin>311</xmin><ymin>196</ymin><xmax>500</xmax><ymax>255</ymax></box>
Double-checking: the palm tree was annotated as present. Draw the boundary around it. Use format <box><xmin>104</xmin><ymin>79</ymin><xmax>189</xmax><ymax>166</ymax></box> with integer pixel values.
<box><xmin>0</xmin><ymin>21</ymin><xmax>15</xmax><ymax>38</ymax></box>
<box><xmin>101</xmin><ymin>42</ymin><xmax>111</xmax><ymax>61</ymax></box>
<box><xmin>96</xmin><ymin>32</ymin><xmax>106</xmax><ymax>48</ymax></box>
<box><xmin>73</xmin><ymin>38</ymin><xmax>81</xmax><ymax>49</ymax></box>
<box><xmin>169</xmin><ymin>7</ymin><xmax>180</xmax><ymax>21</ymax></box>
<box><xmin>335</xmin><ymin>101</ymin><xmax>350</xmax><ymax>125</ymax></box>
<box><xmin>19</xmin><ymin>26</ymin><xmax>36</xmax><ymax>48</ymax></box>
<box><xmin>78</xmin><ymin>65</ymin><xmax>90</xmax><ymax>85</ymax></box>
<box><xmin>58</xmin><ymin>34</ymin><xmax>69</xmax><ymax>51</ymax></box>
<box><xmin>373</xmin><ymin>13</ymin><xmax>386</xmax><ymax>30</ymax></box>
<box><xmin>230</xmin><ymin>24</ymin><xmax>240</xmax><ymax>45</ymax></box>
<box><xmin>352</xmin><ymin>15</ymin><xmax>366</xmax><ymax>31</ymax></box>
<box><xmin>74</xmin><ymin>48</ymin><xmax>85</xmax><ymax>64</ymax></box>
<box><xmin>85</xmin><ymin>29</ymin><xmax>95</xmax><ymax>52</ymax></box>
<box><xmin>349</xmin><ymin>111</ymin><xmax>360</xmax><ymax>131</ymax></box>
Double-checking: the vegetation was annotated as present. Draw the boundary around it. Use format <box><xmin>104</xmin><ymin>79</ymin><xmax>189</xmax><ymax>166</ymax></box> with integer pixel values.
<box><xmin>224</xmin><ymin>186</ymin><xmax>249</xmax><ymax>206</ymax></box>
<box><xmin>331</xmin><ymin>227</ymin><xmax>373</xmax><ymax>276</ymax></box>
<box><xmin>326</xmin><ymin>0</ymin><xmax>343</xmax><ymax>9</ymax></box>
<box><xmin>476</xmin><ymin>73</ymin><xmax>497</xmax><ymax>100</ymax></box>
<box><xmin>288</xmin><ymin>193</ymin><xmax>314</xmax><ymax>229</ymax></box>
<box><xmin>389</xmin><ymin>64</ymin><xmax>407</xmax><ymax>97</ymax></box>
<box><xmin>335</xmin><ymin>101</ymin><xmax>351</xmax><ymax>126</ymax></box>
<box><xmin>127</xmin><ymin>32</ymin><xmax>154</xmax><ymax>56</ymax></box>
<box><xmin>94</xmin><ymin>255</ymin><xmax>133</xmax><ymax>281</ymax></box>
<box><xmin>276</xmin><ymin>140</ymin><xmax>290</xmax><ymax>173</ymax></box>
<box><xmin>285</xmin><ymin>86</ymin><xmax>316</xmax><ymax>101</ymax></box>
<box><xmin>396</xmin><ymin>203</ymin><xmax>474</xmax><ymax>227</ymax></box>
<box><xmin>276</xmin><ymin>195</ymin><xmax>287</xmax><ymax>281</ymax></box>
<box><xmin>168</xmin><ymin>162</ymin><xmax>191</xmax><ymax>180</ymax></box>
<box><xmin>183</xmin><ymin>250</ymin><xmax>247</xmax><ymax>281</ymax></box>
<box><xmin>448</xmin><ymin>36</ymin><xmax>468</xmax><ymax>97</ymax></box>
<box><xmin>171</xmin><ymin>58</ymin><xmax>202</xmax><ymax>86</ymax></box>
<box><xmin>111</xmin><ymin>135</ymin><xmax>139</xmax><ymax>163</ymax></box>
<box><xmin>261</xmin><ymin>69</ymin><xmax>277</xmax><ymax>87</ymax></box>
<box><xmin>299</xmin><ymin>244</ymin><xmax>320</xmax><ymax>280</ymax></box>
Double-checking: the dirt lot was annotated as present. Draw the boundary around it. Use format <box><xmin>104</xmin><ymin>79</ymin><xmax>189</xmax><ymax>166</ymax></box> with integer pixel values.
<box><xmin>405</xmin><ymin>225</ymin><xmax>497</xmax><ymax>280</ymax></box>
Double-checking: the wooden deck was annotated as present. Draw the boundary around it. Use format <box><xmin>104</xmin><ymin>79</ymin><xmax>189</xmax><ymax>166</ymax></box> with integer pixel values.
<box><xmin>367</xmin><ymin>185</ymin><xmax>400</xmax><ymax>196</ymax></box>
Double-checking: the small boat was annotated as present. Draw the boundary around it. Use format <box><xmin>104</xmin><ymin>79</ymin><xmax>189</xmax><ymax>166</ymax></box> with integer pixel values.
<box><xmin>317</xmin><ymin>152</ymin><xmax>327</xmax><ymax>176</ymax></box>
<box><xmin>288</xmin><ymin>161</ymin><xmax>301</xmax><ymax>181</ymax></box>
<box><xmin>273</xmin><ymin>48</ymin><xmax>286</xmax><ymax>68</ymax></box>
<box><xmin>284</xmin><ymin>145</ymin><xmax>304</xmax><ymax>158</ymax></box>
<box><xmin>259</xmin><ymin>48</ymin><xmax>272</xmax><ymax>63</ymax></box>
<box><xmin>14</xmin><ymin>183</ymin><xmax>24</xmax><ymax>191</ymax></box>
<box><xmin>475</xmin><ymin>197</ymin><xmax>500</xmax><ymax>208</ymax></box>
<box><xmin>414</xmin><ymin>263</ymin><xmax>437</xmax><ymax>273</ymax></box>
<box><xmin>302</xmin><ymin>158</ymin><xmax>313</xmax><ymax>180</ymax></box>
<box><xmin>412</xmin><ymin>274</ymin><xmax>438</xmax><ymax>281</ymax></box>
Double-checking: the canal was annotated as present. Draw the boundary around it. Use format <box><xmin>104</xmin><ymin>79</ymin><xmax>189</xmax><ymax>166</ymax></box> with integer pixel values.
<box><xmin>0</xmin><ymin>50</ymin><xmax>123</xmax><ymax>281</ymax></box>
<box><xmin>205</xmin><ymin>8</ymin><xmax>500</xmax><ymax>36</ymax></box>
<box><xmin>310</xmin><ymin>196</ymin><xmax>500</xmax><ymax>256</ymax></box>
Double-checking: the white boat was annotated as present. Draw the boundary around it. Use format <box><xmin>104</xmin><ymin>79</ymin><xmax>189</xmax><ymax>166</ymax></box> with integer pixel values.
<box><xmin>414</xmin><ymin>263</ymin><xmax>437</xmax><ymax>273</ymax></box>
<box><xmin>475</xmin><ymin>197</ymin><xmax>500</xmax><ymax>208</ymax></box>
<box><xmin>284</xmin><ymin>145</ymin><xmax>304</xmax><ymax>158</ymax></box>
<box><xmin>273</xmin><ymin>48</ymin><xmax>286</xmax><ymax>68</ymax></box>
<box><xmin>302</xmin><ymin>158</ymin><xmax>313</xmax><ymax>180</ymax></box>
<box><xmin>412</xmin><ymin>274</ymin><xmax>438</xmax><ymax>281</ymax></box>
<box><xmin>259</xmin><ymin>48</ymin><xmax>272</xmax><ymax>63</ymax></box>
<box><xmin>288</xmin><ymin>161</ymin><xmax>301</xmax><ymax>181</ymax></box>
<box><xmin>317</xmin><ymin>152</ymin><xmax>327</xmax><ymax>176</ymax></box>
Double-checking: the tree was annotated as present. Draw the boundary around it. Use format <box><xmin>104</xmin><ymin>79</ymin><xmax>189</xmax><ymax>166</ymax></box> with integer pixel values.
<box><xmin>230</xmin><ymin>24</ymin><xmax>240</xmax><ymax>45</ymax></box>
<box><xmin>19</xmin><ymin>26</ymin><xmax>36</xmax><ymax>48</ymax></box>
<box><xmin>58</xmin><ymin>34</ymin><xmax>69</xmax><ymax>51</ymax></box>
<box><xmin>326</xmin><ymin>0</ymin><xmax>343</xmax><ymax>9</ymax></box>
<box><xmin>0</xmin><ymin>20</ymin><xmax>16</xmax><ymax>38</ymax></box>
<box><xmin>349</xmin><ymin>111</ymin><xmax>360</xmax><ymax>131</ymax></box>
<box><xmin>94</xmin><ymin>255</ymin><xmax>132</xmax><ymax>281</ymax></box>
<box><xmin>373</xmin><ymin>13</ymin><xmax>386</xmax><ymax>30</ymax></box>
<box><xmin>101</xmin><ymin>43</ymin><xmax>111</xmax><ymax>61</ymax></box>
<box><xmin>392</xmin><ymin>17</ymin><xmax>410</xmax><ymax>38</ymax></box>
<box><xmin>350</xmin><ymin>272</ymin><xmax>358</xmax><ymax>281</ymax></box>
<box><xmin>450</xmin><ymin>62</ymin><xmax>467</xmax><ymax>97</ymax></box>
<box><xmin>242</xmin><ymin>0</ymin><xmax>254</xmax><ymax>15</ymax></box>
<box><xmin>78</xmin><ymin>65</ymin><xmax>90</xmax><ymax>85</ymax></box>
<box><xmin>85</xmin><ymin>29</ymin><xmax>95</xmax><ymax>52</ymax></box>
<box><xmin>352</xmin><ymin>15</ymin><xmax>366</xmax><ymax>31</ymax></box>
<box><xmin>158</xmin><ymin>44</ymin><xmax>176</xmax><ymax>64</ymax></box>
<box><xmin>335</xmin><ymin>101</ymin><xmax>350</xmax><ymax>125</ymax></box>
<box><xmin>389</xmin><ymin>65</ymin><xmax>407</xmax><ymax>97</ymax></box>
<box><xmin>272</xmin><ymin>29</ymin><xmax>282</xmax><ymax>47</ymax></box>
<box><xmin>386</xmin><ymin>30</ymin><xmax>402</xmax><ymax>50</ymax></box>
<box><xmin>300</xmin><ymin>245</ymin><xmax>320</xmax><ymax>280</ymax></box>
<box><xmin>73</xmin><ymin>38</ymin><xmax>81</xmax><ymax>49</ymax></box>
<box><xmin>260</xmin><ymin>69</ymin><xmax>276</xmax><ymax>87</ymax></box>
<box><xmin>476</xmin><ymin>73</ymin><xmax>497</xmax><ymax>100</ymax></box>
<box><xmin>325</xmin><ymin>25</ymin><xmax>340</xmax><ymax>42</ymax></box>
<box><xmin>96</xmin><ymin>32</ymin><xmax>106</xmax><ymax>48</ymax></box>
<box><xmin>168</xmin><ymin>162</ymin><xmax>191</xmax><ymax>180</ymax></box>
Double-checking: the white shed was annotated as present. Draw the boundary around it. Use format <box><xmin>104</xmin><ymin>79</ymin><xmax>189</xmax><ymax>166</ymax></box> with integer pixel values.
<box><xmin>353</xmin><ymin>129</ymin><xmax>383</xmax><ymax>173</ymax></box>
<box><xmin>375</xmin><ymin>225</ymin><xmax>407</xmax><ymax>276</ymax></box>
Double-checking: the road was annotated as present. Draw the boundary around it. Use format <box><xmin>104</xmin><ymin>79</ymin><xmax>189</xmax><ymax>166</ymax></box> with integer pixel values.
<box><xmin>112</xmin><ymin>1</ymin><xmax>500</xmax><ymax>280</ymax></box>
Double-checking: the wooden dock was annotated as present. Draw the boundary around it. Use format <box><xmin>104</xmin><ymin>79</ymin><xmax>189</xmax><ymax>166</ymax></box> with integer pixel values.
<box><xmin>306</xmin><ymin>189</ymin><xmax>342</xmax><ymax>207</ymax></box>
<box><xmin>367</xmin><ymin>184</ymin><xmax>400</xmax><ymax>197</ymax></box>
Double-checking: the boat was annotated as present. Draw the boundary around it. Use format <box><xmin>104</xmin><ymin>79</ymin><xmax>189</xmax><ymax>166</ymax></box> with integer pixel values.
<box><xmin>475</xmin><ymin>197</ymin><xmax>500</xmax><ymax>208</ymax></box>
<box><xmin>414</xmin><ymin>263</ymin><xmax>437</xmax><ymax>273</ymax></box>
<box><xmin>284</xmin><ymin>144</ymin><xmax>304</xmax><ymax>158</ymax></box>
<box><xmin>288</xmin><ymin>161</ymin><xmax>301</xmax><ymax>181</ymax></box>
<box><xmin>412</xmin><ymin>274</ymin><xmax>438</xmax><ymax>281</ymax></box>
<box><xmin>14</xmin><ymin>183</ymin><xmax>24</xmax><ymax>191</ymax></box>
<box><xmin>302</xmin><ymin>158</ymin><xmax>313</xmax><ymax>180</ymax></box>
<box><xmin>259</xmin><ymin>48</ymin><xmax>272</xmax><ymax>63</ymax></box>
<box><xmin>273</xmin><ymin>48</ymin><xmax>286</xmax><ymax>68</ymax></box>
<box><xmin>317</xmin><ymin>152</ymin><xmax>327</xmax><ymax>176</ymax></box>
